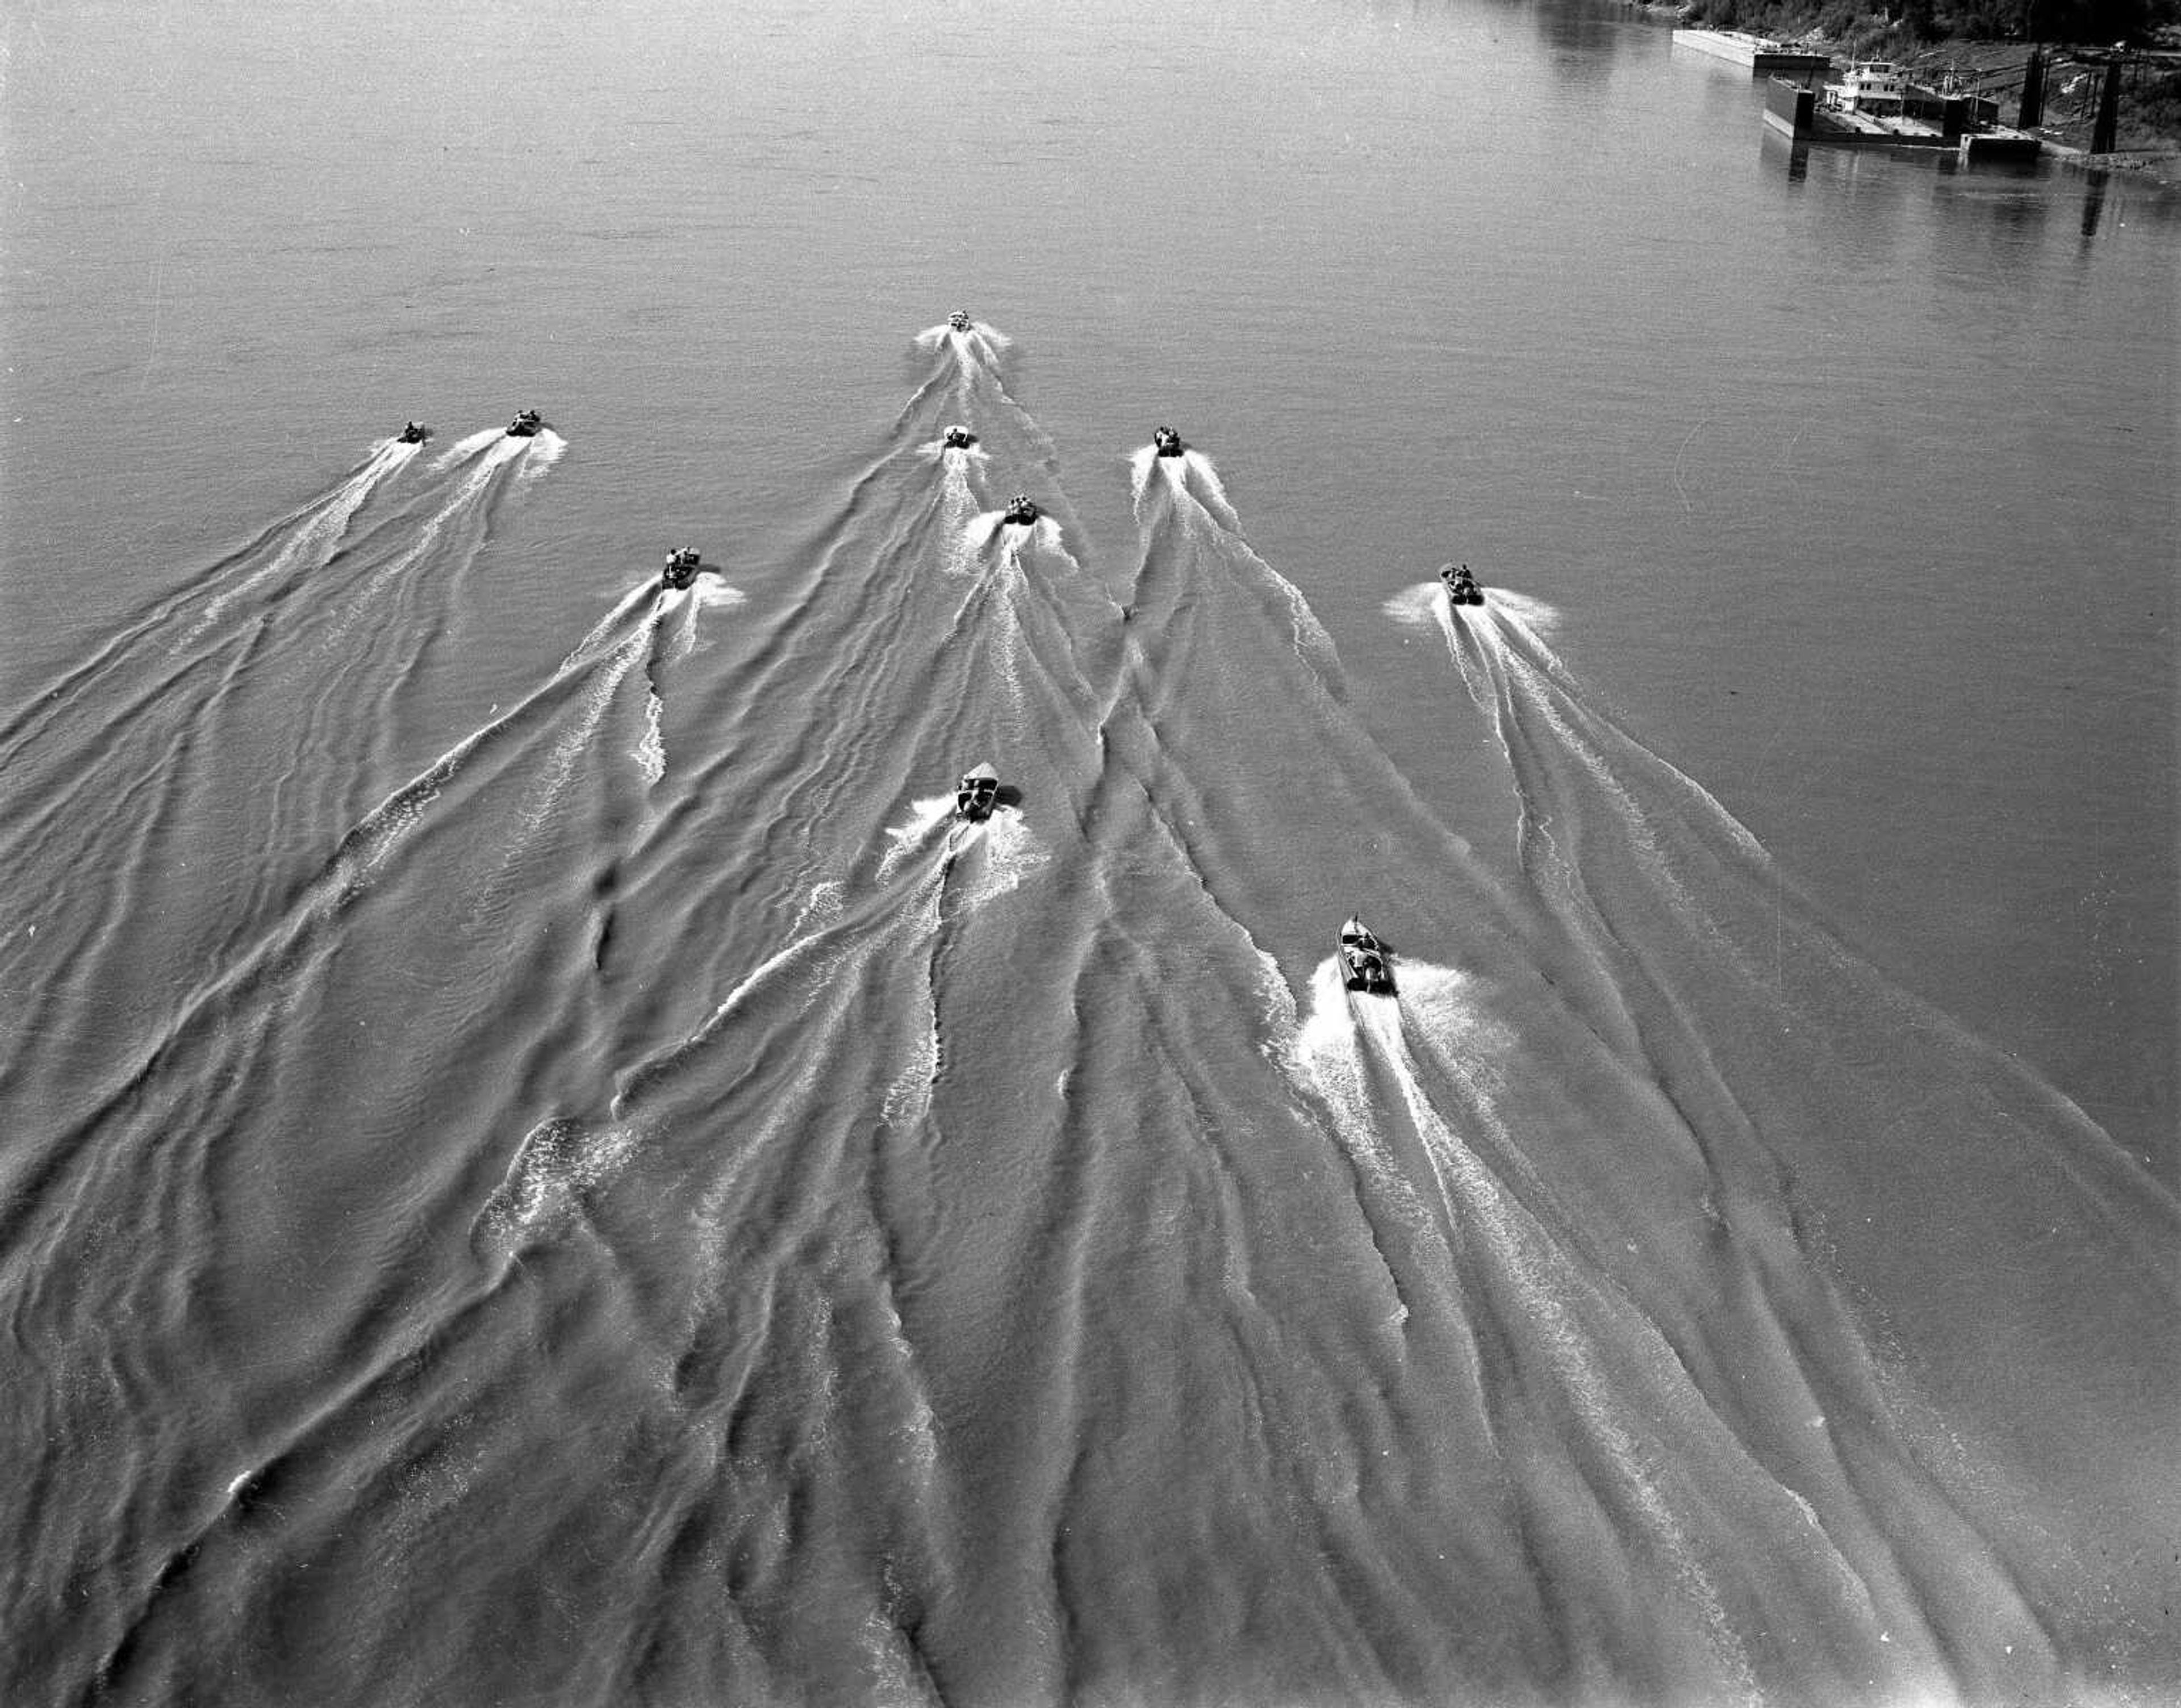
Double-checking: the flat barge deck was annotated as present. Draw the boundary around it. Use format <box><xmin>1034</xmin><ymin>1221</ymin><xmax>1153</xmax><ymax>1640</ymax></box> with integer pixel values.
<box><xmin>1762</xmin><ymin>78</ymin><xmax>2044</xmax><ymax>160</ymax></box>
<box><xmin>1673</xmin><ymin>29</ymin><xmax>1833</xmax><ymax>76</ymax></box>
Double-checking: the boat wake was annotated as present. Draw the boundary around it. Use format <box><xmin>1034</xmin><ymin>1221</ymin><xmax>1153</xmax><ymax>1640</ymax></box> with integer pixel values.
<box><xmin>6</xmin><ymin>322</ymin><xmax>2175</xmax><ymax>1708</ymax></box>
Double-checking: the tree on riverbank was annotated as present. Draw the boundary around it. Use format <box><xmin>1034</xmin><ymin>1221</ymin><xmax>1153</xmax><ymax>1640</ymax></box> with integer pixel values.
<box><xmin>1683</xmin><ymin>0</ymin><xmax>2174</xmax><ymax>45</ymax></box>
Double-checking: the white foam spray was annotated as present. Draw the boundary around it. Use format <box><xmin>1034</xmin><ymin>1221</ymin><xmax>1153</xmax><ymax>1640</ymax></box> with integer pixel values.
<box><xmin>955</xmin><ymin>808</ymin><xmax>1046</xmax><ymax>910</ymax></box>
<box><xmin>478</xmin><ymin>1115</ymin><xmax>645</xmax><ymax>1243</ymax></box>
<box><xmin>516</xmin><ymin>429</ymin><xmax>567</xmax><ymax>482</ymax></box>
<box><xmin>307</xmin><ymin>434</ymin><xmax>529</xmax><ymax>663</ymax></box>
<box><xmin>636</xmin><ymin>685</ymin><xmax>666</xmax><ymax>787</ymax></box>
<box><xmin>182</xmin><ymin>442</ymin><xmax>411</xmax><ymax>644</ymax></box>
<box><xmin>505</xmin><ymin>625</ymin><xmax>650</xmax><ymax>852</ymax></box>
<box><xmin>1290</xmin><ymin>960</ymin><xmax>1448</xmax><ymax>1257</ymax></box>
<box><xmin>1382</xmin><ymin>583</ymin><xmax>1446</xmax><ymax>629</ymax></box>
<box><xmin>430</xmin><ymin>428</ymin><xmax>504</xmax><ymax>472</ymax></box>
<box><xmin>879</xmin><ymin>796</ymin><xmax>956</xmax><ymax>884</ymax></box>
<box><xmin>937</xmin><ymin>453</ymin><xmax>985</xmax><ymax>563</ymax></box>
<box><xmin>1344</xmin><ymin>978</ymin><xmax>1764</xmax><ymax>1708</ymax></box>
<box><xmin>565</xmin><ymin>582</ymin><xmax>664</xmax><ymax>671</ymax></box>
<box><xmin>1179</xmin><ymin>450</ymin><xmax>1240</xmax><ymax>530</ymax></box>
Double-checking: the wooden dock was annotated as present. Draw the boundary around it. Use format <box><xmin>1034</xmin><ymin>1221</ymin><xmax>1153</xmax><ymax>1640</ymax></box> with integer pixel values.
<box><xmin>1673</xmin><ymin>29</ymin><xmax>1833</xmax><ymax>76</ymax></box>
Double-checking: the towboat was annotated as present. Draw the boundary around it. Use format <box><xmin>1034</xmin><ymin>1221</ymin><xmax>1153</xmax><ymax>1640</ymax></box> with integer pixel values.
<box><xmin>506</xmin><ymin>409</ymin><xmax>544</xmax><ymax>438</ymax></box>
<box><xmin>942</xmin><ymin>425</ymin><xmax>979</xmax><ymax>450</ymax></box>
<box><xmin>1000</xmin><ymin>494</ymin><xmax>1040</xmax><ymax>528</ymax></box>
<box><xmin>1826</xmin><ymin>60</ymin><xmax>1907</xmax><ymax>115</ymax></box>
<box><xmin>947</xmin><ymin>309</ymin><xmax>973</xmax><ymax>332</ymax></box>
<box><xmin>1439</xmin><ymin>562</ymin><xmax>1484</xmax><ymax>606</ymax></box>
<box><xmin>1339</xmin><ymin>917</ymin><xmax>1396</xmax><ymax>996</ymax></box>
<box><xmin>396</xmin><ymin>421</ymin><xmax>429</xmax><ymax>445</ymax></box>
<box><xmin>661</xmin><ymin>547</ymin><xmax>703</xmax><ymax>591</ymax></box>
<box><xmin>1152</xmin><ymin>426</ymin><xmax>1185</xmax><ymax>458</ymax></box>
<box><xmin>955</xmin><ymin>763</ymin><xmax>1000</xmax><ymax>822</ymax></box>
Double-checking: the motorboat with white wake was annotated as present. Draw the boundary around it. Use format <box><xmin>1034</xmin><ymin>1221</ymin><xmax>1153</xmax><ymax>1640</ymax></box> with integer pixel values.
<box><xmin>506</xmin><ymin>409</ymin><xmax>545</xmax><ymax>438</ymax></box>
<box><xmin>1000</xmin><ymin>495</ymin><xmax>1040</xmax><ymax>528</ymax></box>
<box><xmin>954</xmin><ymin>764</ymin><xmax>1001</xmax><ymax>823</ymax></box>
<box><xmin>942</xmin><ymin>425</ymin><xmax>979</xmax><ymax>450</ymax></box>
<box><xmin>947</xmin><ymin>309</ymin><xmax>973</xmax><ymax>332</ymax></box>
<box><xmin>1339</xmin><ymin>917</ymin><xmax>1396</xmax><ymax>996</ymax></box>
<box><xmin>1439</xmin><ymin>563</ymin><xmax>1484</xmax><ymax>606</ymax></box>
<box><xmin>1152</xmin><ymin>426</ymin><xmax>1186</xmax><ymax>458</ymax></box>
<box><xmin>396</xmin><ymin>421</ymin><xmax>430</xmax><ymax>445</ymax></box>
<box><xmin>661</xmin><ymin>547</ymin><xmax>704</xmax><ymax>591</ymax></box>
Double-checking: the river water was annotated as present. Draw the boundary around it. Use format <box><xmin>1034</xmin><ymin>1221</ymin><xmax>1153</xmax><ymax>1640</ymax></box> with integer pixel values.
<box><xmin>3</xmin><ymin>2</ymin><xmax>2176</xmax><ymax>1705</ymax></box>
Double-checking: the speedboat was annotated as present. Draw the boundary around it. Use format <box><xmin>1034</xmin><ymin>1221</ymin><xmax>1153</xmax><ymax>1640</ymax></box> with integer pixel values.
<box><xmin>1439</xmin><ymin>563</ymin><xmax>1484</xmax><ymax>607</ymax></box>
<box><xmin>396</xmin><ymin>421</ymin><xmax>429</xmax><ymax>445</ymax></box>
<box><xmin>954</xmin><ymin>763</ymin><xmax>1000</xmax><ymax>822</ymax></box>
<box><xmin>661</xmin><ymin>547</ymin><xmax>703</xmax><ymax>591</ymax></box>
<box><xmin>1000</xmin><ymin>494</ymin><xmax>1040</xmax><ymax>528</ymax></box>
<box><xmin>947</xmin><ymin>309</ymin><xmax>973</xmax><ymax>332</ymax></box>
<box><xmin>506</xmin><ymin>409</ymin><xmax>544</xmax><ymax>438</ymax></box>
<box><xmin>1339</xmin><ymin>917</ymin><xmax>1396</xmax><ymax>996</ymax></box>
<box><xmin>1152</xmin><ymin>426</ymin><xmax>1185</xmax><ymax>458</ymax></box>
<box><xmin>942</xmin><ymin>425</ymin><xmax>979</xmax><ymax>450</ymax></box>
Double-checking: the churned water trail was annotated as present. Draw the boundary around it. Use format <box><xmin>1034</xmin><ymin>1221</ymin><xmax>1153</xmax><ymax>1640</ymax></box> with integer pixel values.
<box><xmin>7</xmin><ymin>316</ymin><xmax>2175</xmax><ymax>1708</ymax></box>
<box><xmin>179</xmin><ymin>436</ymin><xmax>421</xmax><ymax>644</ymax></box>
<box><xmin>1397</xmin><ymin>578</ymin><xmax>2181</xmax><ymax>1698</ymax></box>
<box><xmin>0</xmin><ymin>437</ymin><xmax>417</xmax><ymax>780</ymax></box>
<box><xmin>0</xmin><ymin>429</ymin><xmax>569</xmax><ymax>1107</ymax></box>
<box><xmin>1</xmin><ymin>562</ymin><xmax>754</xmax><ymax>1705</ymax></box>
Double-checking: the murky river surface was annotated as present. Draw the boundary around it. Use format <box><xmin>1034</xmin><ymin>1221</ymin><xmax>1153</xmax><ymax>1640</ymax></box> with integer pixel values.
<box><xmin>3</xmin><ymin>2</ymin><xmax>2175</xmax><ymax>1704</ymax></box>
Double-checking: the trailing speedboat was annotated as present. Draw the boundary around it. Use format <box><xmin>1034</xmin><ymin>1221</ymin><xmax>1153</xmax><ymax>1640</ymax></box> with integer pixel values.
<box><xmin>662</xmin><ymin>546</ymin><xmax>703</xmax><ymax>591</ymax></box>
<box><xmin>1000</xmin><ymin>494</ymin><xmax>1040</xmax><ymax>528</ymax></box>
<box><xmin>947</xmin><ymin>309</ymin><xmax>973</xmax><ymax>332</ymax></box>
<box><xmin>1439</xmin><ymin>562</ymin><xmax>1484</xmax><ymax>606</ymax></box>
<box><xmin>396</xmin><ymin>421</ymin><xmax>429</xmax><ymax>445</ymax></box>
<box><xmin>507</xmin><ymin>409</ymin><xmax>544</xmax><ymax>438</ymax></box>
<box><xmin>942</xmin><ymin>425</ymin><xmax>979</xmax><ymax>450</ymax></box>
<box><xmin>1152</xmin><ymin>426</ymin><xmax>1185</xmax><ymax>458</ymax></box>
<box><xmin>955</xmin><ymin>763</ymin><xmax>1000</xmax><ymax>822</ymax></box>
<box><xmin>1339</xmin><ymin>916</ymin><xmax>1395</xmax><ymax>996</ymax></box>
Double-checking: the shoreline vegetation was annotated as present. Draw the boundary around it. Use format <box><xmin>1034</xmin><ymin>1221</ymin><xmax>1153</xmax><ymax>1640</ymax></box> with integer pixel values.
<box><xmin>1629</xmin><ymin>0</ymin><xmax>2181</xmax><ymax>171</ymax></box>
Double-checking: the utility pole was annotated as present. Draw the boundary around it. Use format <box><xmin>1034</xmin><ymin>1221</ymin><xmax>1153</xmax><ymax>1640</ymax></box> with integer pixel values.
<box><xmin>2089</xmin><ymin>58</ymin><xmax>2122</xmax><ymax>154</ymax></box>
<box><xmin>2017</xmin><ymin>48</ymin><xmax>2044</xmax><ymax>128</ymax></box>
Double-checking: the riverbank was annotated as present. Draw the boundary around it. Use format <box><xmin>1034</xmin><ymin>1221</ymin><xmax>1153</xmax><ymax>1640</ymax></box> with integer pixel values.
<box><xmin>1630</xmin><ymin>3</ymin><xmax>2181</xmax><ymax>178</ymax></box>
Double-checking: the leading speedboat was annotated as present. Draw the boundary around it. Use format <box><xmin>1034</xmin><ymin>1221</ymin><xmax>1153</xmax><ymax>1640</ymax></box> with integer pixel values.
<box><xmin>942</xmin><ymin>425</ymin><xmax>979</xmax><ymax>450</ymax></box>
<box><xmin>506</xmin><ymin>409</ymin><xmax>544</xmax><ymax>438</ymax></box>
<box><xmin>1152</xmin><ymin>426</ymin><xmax>1185</xmax><ymax>458</ymax></box>
<box><xmin>1439</xmin><ymin>563</ymin><xmax>1484</xmax><ymax>607</ymax></box>
<box><xmin>947</xmin><ymin>309</ymin><xmax>973</xmax><ymax>332</ymax></box>
<box><xmin>396</xmin><ymin>421</ymin><xmax>429</xmax><ymax>445</ymax></box>
<box><xmin>954</xmin><ymin>763</ymin><xmax>1000</xmax><ymax>822</ymax></box>
<box><xmin>1000</xmin><ymin>494</ymin><xmax>1040</xmax><ymax>528</ymax></box>
<box><xmin>1339</xmin><ymin>917</ymin><xmax>1396</xmax><ymax>996</ymax></box>
<box><xmin>662</xmin><ymin>546</ymin><xmax>703</xmax><ymax>591</ymax></box>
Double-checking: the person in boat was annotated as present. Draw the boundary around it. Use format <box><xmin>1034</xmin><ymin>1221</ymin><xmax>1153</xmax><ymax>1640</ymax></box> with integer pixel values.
<box><xmin>1438</xmin><ymin>562</ymin><xmax>1484</xmax><ymax>606</ymax></box>
<box><xmin>955</xmin><ymin>765</ymin><xmax>1000</xmax><ymax>822</ymax></box>
<box><xmin>1339</xmin><ymin>918</ymin><xmax>1397</xmax><ymax>995</ymax></box>
<box><xmin>947</xmin><ymin>309</ymin><xmax>973</xmax><ymax>332</ymax></box>
<box><xmin>1152</xmin><ymin>426</ymin><xmax>1185</xmax><ymax>458</ymax></box>
<box><xmin>507</xmin><ymin>409</ymin><xmax>544</xmax><ymax>438</ymax></box>
<box><xmin>1001</xmin><ymin>494</ymin><xmax>1039</xmax><ymax>528</ymax></box>
<box><xmin>942</xmin><ymin>425</ymin><xmax>978</xmax><ymax>450</ymax></box>
<box><xmin>661</xmin><ymin>547</ymin><xmax>702</xmax><ymax>591</ymax></box>
<box><xmin>397</xmin><ymin>421</ymin><xmax>429</xmax><ymax>445</ymax></box>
